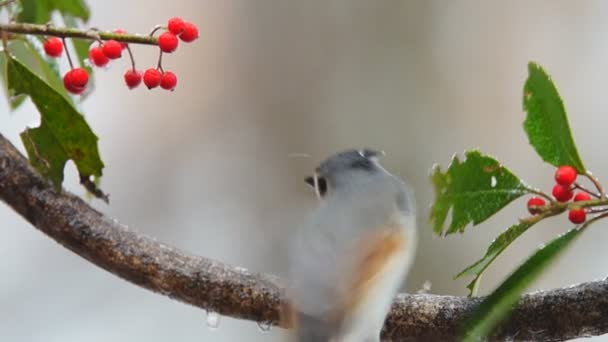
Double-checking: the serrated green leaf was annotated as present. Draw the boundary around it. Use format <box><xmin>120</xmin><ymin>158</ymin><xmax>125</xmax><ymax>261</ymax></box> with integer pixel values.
<box><xmin>7</xmin><ymin>56</ymin><xmax>103</xmax><ymax>188</ymax></box>
<box><xmin>462</xmin><ymin>227</ymin><xmax>581</xmax><ymax>341</ymax></box>
<box><xmin>18</xmin><ymin>0</ymin><xmax>90</xmax><ymax>24</ymax></box>
<box><xmin>430</xmin><ymin>151</ymin><xmax>529</xmax><ymax>235</ymax></box>
<box><xmin>523</xmin><ymin>62</ymin><xmax>585</xmax><ymax>173</ymax></box>
<box><xmin>456</xmin><ymin>222</ymin><xmax>534</xmax><ymax>296</ymax></box>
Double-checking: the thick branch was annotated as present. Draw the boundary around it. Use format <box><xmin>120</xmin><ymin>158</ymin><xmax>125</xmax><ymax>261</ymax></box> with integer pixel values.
<box><xmin>1</xmin><ymin>132</ymin><xmax>607</xmax><ymax>341</ymax></box>
<box><xmin>0</xmin><ymin>22</ymin><xmax>158</xmax><ymax>45</ymax></box>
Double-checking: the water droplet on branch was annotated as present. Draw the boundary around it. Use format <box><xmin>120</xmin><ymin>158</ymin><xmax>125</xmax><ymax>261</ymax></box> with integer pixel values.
<box><xmin>206</xmin><ymin>311</ymin><xmax>221</xmax><ymax>331</ymax></box>
<box><xmin>257</xmin><ymin>321</ymin><xmax>272</xmax><ymax>333</ymax></box>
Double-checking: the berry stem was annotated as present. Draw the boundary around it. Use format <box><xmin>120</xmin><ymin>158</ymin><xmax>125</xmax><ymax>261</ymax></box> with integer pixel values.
<box><xmin>156</xmin><ymin>49</ymin><xmax>164</xmax><ymax>72</ymax></box>
<box><xmin>573</xmin><ymin>182</ymin><xmax>601</xmax><ymax>199</ymax></box>
<box><xmin>585</xmin><ymin>207</ymin><xmax>608</xmax><ymax>214</ymax></box>
<box><xmin>62</xmin><ymin>37</ymin><xmax>74</xmax><ymax>69</ymax></box>
<box><xmin>525</xmin><ymin>186</ymin><xmax>554</xmax><ymax>203</ymax></box>
<box><xmin>519</xmin><ymin>197</ymin><xmax>608</xmax><ymax>224</ymax></box>
<box><xmin>584</xmin><ymin>171</ymin><xmax>606</xmax><ymax>199</ymax></box>
<box><xmin>149</xmin><ymin>25</ymin><xmax>164</xmax><ymax>37</ymax></box>
<box><xmin>0</xmin><ymin>22</ymin><xmax>158</xmax><ymax>46</ymax></box>
<box><xmin>578</xmin><ymin>211</ymin><xmax>608</xmax><ymax>231</ymax></box>
<box><xmin>126</xmin><ymin>44</ymin><xmax>136</xmax><ymax>71</ymax></box>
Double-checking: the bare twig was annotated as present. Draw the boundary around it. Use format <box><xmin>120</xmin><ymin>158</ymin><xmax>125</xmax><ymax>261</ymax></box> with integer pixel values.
<box><xmin>584</xmin><ymin>170</ymin><xmax>606</xmax><ymax>199</ymax></box>
<box><xmin>573</xmin><ymin>182</ymin><xmax>601</xmax><ymax>199</ymax></box>
<box><xmin>0</xmin><ymin>22</ymin><xmax>158</xmax><ymax>45</ymax></box>
<box><xmin>525</xmin><ymin>186</ymin><xmax>554</xmax><ymax>203</ymax></box>
<box><xmin>1</xmin><ymin>132</ymin><xmax>608</xmax><ymax>341</ymax></box>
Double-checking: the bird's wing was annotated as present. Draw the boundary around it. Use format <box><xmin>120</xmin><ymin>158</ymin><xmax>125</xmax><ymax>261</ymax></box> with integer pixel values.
<box><xmin>332</xmin><ymin>214</ymin><xmax>415</xmax><ymax>340</ymax></box>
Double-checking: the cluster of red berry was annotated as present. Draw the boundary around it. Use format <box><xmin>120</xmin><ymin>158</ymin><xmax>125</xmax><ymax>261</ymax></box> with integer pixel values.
<box><xmin>527</xmin><ymin>165</ymin><xmax>590</xmax><ymax>224</ymax></box>
<box><xmin>42</xmin><ymin>17</ymin><xmax>198</xmax><ymax>94</ymax></box>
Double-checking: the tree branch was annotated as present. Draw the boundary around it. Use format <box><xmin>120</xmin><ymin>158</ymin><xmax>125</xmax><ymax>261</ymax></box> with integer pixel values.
<box><xmin>0</xmin><ymin>22</ymin><xmax>158</xmax><ymax>45</ymax></box>
<box><xmin>1</xmin><ymin>132</ymin><xmax>607</xmax><ymax>341</ymax></box>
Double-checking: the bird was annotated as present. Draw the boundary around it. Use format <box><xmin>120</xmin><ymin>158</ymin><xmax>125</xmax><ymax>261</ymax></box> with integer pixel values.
<box><xmin>284</xmin><ymin>149</ymin><xmax>417</xmax><ymax>342</ymax></box>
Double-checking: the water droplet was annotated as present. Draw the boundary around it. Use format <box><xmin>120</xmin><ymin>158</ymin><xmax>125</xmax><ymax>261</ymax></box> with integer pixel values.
<box><xmin>206</xmin><ymin>311</ymin><xmax>221</xmax><ymax>331</ymax></box>
<box><xmin>417</xmin><ymin>280</ymin><xmax>433</xmax><ymax>294</ymax></box>
<box><xmin>257</xmin><ymin>321</ymin><xmax>272</xmax><ymax>333</ymax></box>
<box><xmin>491</xmin><ymin>176</ymin><xmax>497</xmax><ymax>188</ymax></box>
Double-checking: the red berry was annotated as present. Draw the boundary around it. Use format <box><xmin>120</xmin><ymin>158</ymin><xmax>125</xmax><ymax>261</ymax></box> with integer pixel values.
<box><xmin>124</xmin><ymin>69</ymin><xmax>142</xmax><ymax>89</ymax></box>
<box><xmin>160</xmin><ymin>71</ymin><xmax>177</xmax><ymax>91</ymax></box>
<box><xmin>552</xmin><ymin>184</ymin><xmax>573</xmax><ymax>202</ymax></box>
<box><xmin>143</xmin><ymin>68</ymin><xmax>162</xmax><ymax>89</ymax></box>
<box><xmin>158</xmin><ymin>32</ymin><xmax>179</xmax><ymax>53</ymax></box>
<box><xmin>102</xmin><ymin>40</ymin><xmax>123</xmax><ymax>59</ymax></box>
<box><xmin>63</xmin><ymin>68</ymin><xmax>89</xmax><ymax>94</ymax></box>
<box><xmin>167</xmin><ymin>17</ymin><xmax>185</xmax><ymax>35</ymax></box>
<box><xmin>574</xmin><ymin>192</ymin><xmax>591</xmax><ymax>202</ymax></box>
<box><xmin>555</xmin><ymin>165</ymin><xmax>577</xmax><ymax>186</ymax></box>
<box><xmin>568</xmin><ymin>208</ymin><xmax>586</xmax><ymax>224</ymax></box>
<box><xmin>179</xmin><ymin>22</ymin><xmax>198</xmax><ymax>42</ymax></box>
<box><xmin>89</xmin><ymin>46</ymin><xmax>109</xmax><ymax>67</ymax></box>
<box><xmin>527</xmin><ymin>197</ymin><xmax>546</xmax><ymax>215</ymax></box>
<box><xmin>113</xmin><ymin>29</ymin><xmax>128</xmax><ymax>49</ymax></box>
<box><xmin>43</xmin><ymin>37</ymin><xmax>63</xmax><ymax>57</ymax></box>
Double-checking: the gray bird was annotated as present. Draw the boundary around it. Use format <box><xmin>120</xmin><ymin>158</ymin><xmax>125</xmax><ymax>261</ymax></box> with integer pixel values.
<box><xmin>284</xmin><ymin>149</ymin><xmax>417</xmax><ymax>342</ymax></box>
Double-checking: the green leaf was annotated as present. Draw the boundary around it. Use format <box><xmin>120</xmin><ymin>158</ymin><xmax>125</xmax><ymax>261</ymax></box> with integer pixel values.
<box><xmin>0</xmin><ymin>52</ymin><xmax>26</xmax><ymax>109</ymax></box>
<box><xmin>523</xmin><ymin>62</ymin><xmax>585</xmax><ymax>173</ymax></box>
<box><xmin>1</xmin><ymin>39</ymin><xmax>73</xmax><ymax>109</ymax></box>
<box><xmin>23</xmin><ymin>36</ymin><xmax>74</xmax><ymax>103</ymax></box>
<box><xmin>7</xmin><ymin>56</ymin><xmax>103</xmax><ymax>188</ymax></box>
<box><xmin>456</xmin><ymin>222</ymin><xmax>534</xmax><ymax>296</ymax></box>
<box><xmin>430</xmin><ymin>151</ymin><xmax>529</xmax><ymax>235</ymax></box>
<box><xmin>462</xmin><ymin>227</ymin><xmax>581</xmax><ymax>341</ymax></box>
<box><xmin>18</xmin><ymin>0</ymin><xmax>90</xmax><ymax>24</ymax></box>
<box><xmin>16</xmin><ymin>0</ymin><xmax>51</xmax><ymax>23</ymax></box>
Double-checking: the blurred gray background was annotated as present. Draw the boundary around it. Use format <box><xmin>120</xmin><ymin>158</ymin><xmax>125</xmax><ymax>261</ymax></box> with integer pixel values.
<box><xmin>2</xmin><ymin>1</ymin><xmax>608</xmax><ymax>341</ymax></box>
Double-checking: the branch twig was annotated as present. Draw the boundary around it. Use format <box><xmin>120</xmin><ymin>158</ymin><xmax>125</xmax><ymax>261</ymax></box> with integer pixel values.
<box><xmin>585</xmin><ymin>170</ymin><xmax>606</xmax><ymax>199</ymax></box>
<box><xmin>1</xmin><ymin>132</ymin><xmax>608</xmax><ymax>341</ymax></box>
<box><xmin>0</xmin><ymin>22</ymin><xmax>158</xmax><ymax>45</ymax></box>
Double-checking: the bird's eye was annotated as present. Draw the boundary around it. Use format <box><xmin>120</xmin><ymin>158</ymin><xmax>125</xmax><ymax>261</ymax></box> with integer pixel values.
<box><xmin>304</xmin><ymin>176</ymin><xmax>327</xmax><ymax>197</ymax></box>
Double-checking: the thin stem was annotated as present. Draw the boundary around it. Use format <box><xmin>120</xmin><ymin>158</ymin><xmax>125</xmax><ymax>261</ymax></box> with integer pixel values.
<box><xmin>525</xmin><ymin>186</ymin><xmax>554</xmax><ymax>203</ymax></box>
<box><xmin>520</xmin><ymin>197</ymin><xmax>608</xmax><ymax>225</ymax></box>
<box><xmin>520</xmin><ymin>207</ymin><xmax>564</xmax><ymax>225</ymax></box>
<box><xmin>584</xmin><ymin>171</ymin><xmax>606</xmax><ymax>199</ymax></box>
<box><xmin>585</xmin><ymin>207</ymin><xmax>608</xmax><ymax>214</ymax></box>
<box><xmin>148</xmin><ymin>25</ymin><xmax>163</xmax><ymax>37</ymax></box>
<box><xmin>126</xmin><ymin>44</ymin><xmax>136</xmax><ymax>70</ymax></box>
<box><xmin>579</xmin><ymin>211</ymin><xmax>608</xmax><ymax>231</ymax></box>
<box><xmin>62</xmin><ymin>37</ymin><xmax>74</xmax><ymax>69</ymax></box>
<box><xmin>0</xmin><ymin>22</ymin><xmax>158</xmax><ymax>46</ymax></box>
<box><xmin>573</xmin><ymin>182</ymin><xmax>601</xmax><ymax>198</ymax></box>
<box><xmin>156</xmin><ymin>49</ymin><xmax>163</xmax><ymax>71</ymax></box>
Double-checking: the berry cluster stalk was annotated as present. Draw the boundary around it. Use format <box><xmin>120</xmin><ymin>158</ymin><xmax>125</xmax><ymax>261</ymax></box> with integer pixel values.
<box><xmin>0</xmin><ymin>22</ymin><xmax>158</xmax><ymax>45</ymax></box>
